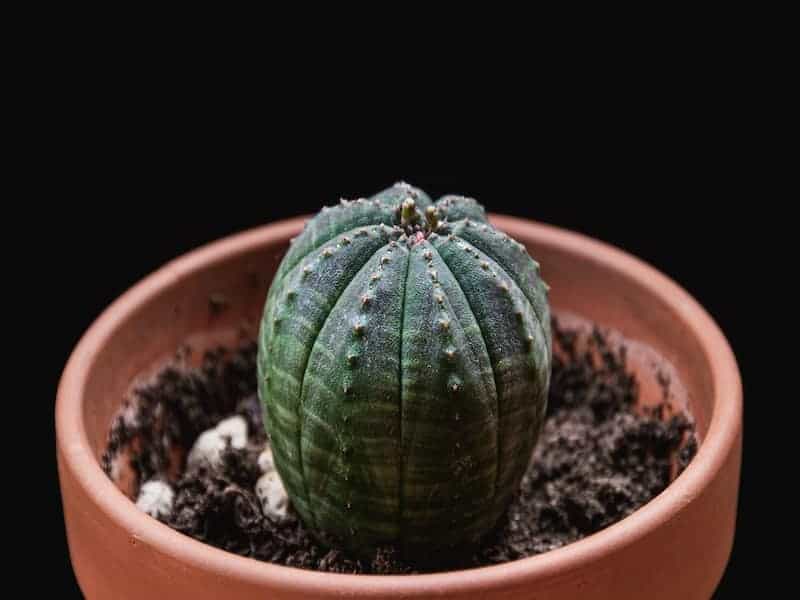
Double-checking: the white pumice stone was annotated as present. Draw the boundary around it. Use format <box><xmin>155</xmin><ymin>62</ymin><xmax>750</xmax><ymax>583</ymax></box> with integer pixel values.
<box><xmin>187</xmin><ymin>415</ymin><xmax>248</xmax><ymax>469</ymax></box>
<box><xmin>136</xmin><ymin>480</ymin><xmax>174</xmax><ymax>519</ymax></box>
<box><xmin>256</xmin><ymin>471</ymin><xmax>289</xmax><ymax>520</ymax></box>
<box><xmin>215</xmin><ymin>415</ymin><xmax>248</xmax><ymax>446</ymax></box>
<box><xmin>121</xmin><ymin>403</ymin><xmax>138</xmax><ymax>427</ymax></box>
<box><xmin>258</xmin><ymin>446</ymin><xmax>277</xmax><ymax>473</ymax></box>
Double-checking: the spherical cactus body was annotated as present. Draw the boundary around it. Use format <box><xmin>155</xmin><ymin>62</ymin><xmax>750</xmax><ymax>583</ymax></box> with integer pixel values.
<box><xmin>257</xmin><ymin>183</ymin><xmax>552</xmax><ymax>556</ymax></box>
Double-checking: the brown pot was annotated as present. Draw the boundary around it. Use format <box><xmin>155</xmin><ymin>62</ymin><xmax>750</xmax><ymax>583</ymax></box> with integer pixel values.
<box><xmin>57</xmin><ymin>215</ymin><xmax>742</xmax><ymax>599</ymax></box>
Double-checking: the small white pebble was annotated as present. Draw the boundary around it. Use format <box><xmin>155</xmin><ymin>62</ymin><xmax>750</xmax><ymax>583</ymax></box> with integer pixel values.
<box><xmin>188</xmin><ymin>430</ymin><xmax>225</xmax><ymax>468</ymax></box>
<box><xmin>258</xmin><ymin>446</ymin><xmax>276</xmax><ymax>473</ymax></box>
<box><xmin>215</xmin><ymin>415</ymin><xmax>248</xmax><ymax>446</ymax></box>
<box><xmin>256</xmin><ymin>471</ymin><xmax>289</xmax><ymax>520</ymax></box>
<box><xmin>135</xmin><ymin>480</ymin><xmax>174</xmax><ymax>519</ymax></box>
<box><xmin>121</xmin><ymin>403</ymin><xmax>138</xmax><ymax>428</ymax></box>
<box><xmin>109</xmin><ymin>457</ymin><xmax>121</xmax><ymax>481</ymax></box>
<box><xmin>187</xmin><ymin>415</ymin><xmax>248</xmax><ymax>469</ymax></box>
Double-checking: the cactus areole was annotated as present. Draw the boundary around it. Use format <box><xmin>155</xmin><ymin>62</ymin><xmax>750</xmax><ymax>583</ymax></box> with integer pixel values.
<box><xmin>257</xmin><ymin>183</ymin><xmax>552</xmax><ymax>556</ymax></box>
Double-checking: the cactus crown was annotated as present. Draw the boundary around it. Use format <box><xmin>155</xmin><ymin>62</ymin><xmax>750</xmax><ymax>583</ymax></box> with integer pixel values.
<box><xmin>398</xmin><ymin>197</ymin><xmax>440</xmax><ymax>239</ymax></box>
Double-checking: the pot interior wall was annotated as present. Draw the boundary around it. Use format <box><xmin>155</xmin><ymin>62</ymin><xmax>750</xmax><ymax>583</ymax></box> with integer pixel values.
<box><xmin>527</xmin><ymin>230</ymin><xmax>712</xmax><ymax>436</ymax></box>
<box><xmin>81</xmin><ymin>237</ymin><xmax>288</xmax><ymax>460</ymax></box>
<box><xmin>83</xmin><ymin>222</ymin><xmax>713</xmax><ymax>471</ymax></box>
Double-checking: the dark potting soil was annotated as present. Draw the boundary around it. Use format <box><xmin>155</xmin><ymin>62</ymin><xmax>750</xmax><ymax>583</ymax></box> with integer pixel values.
<box><xmin>102</xmin><ymin>319</ymin><xmax>697</xmax><ymax>574</ymax></box>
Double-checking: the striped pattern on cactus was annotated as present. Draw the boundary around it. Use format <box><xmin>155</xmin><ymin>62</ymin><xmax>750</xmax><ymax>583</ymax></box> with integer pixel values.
<box><xmin>257</xmin><ymin>183</ymin><xmax>551</xmax><ymax>555</ymax></box>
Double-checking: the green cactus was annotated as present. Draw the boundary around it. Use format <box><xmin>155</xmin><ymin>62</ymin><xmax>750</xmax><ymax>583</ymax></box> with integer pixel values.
<box><xmin>257</xmin><ymin>183</ymin><xmax>551</xmax><ymax>556</ymax></box>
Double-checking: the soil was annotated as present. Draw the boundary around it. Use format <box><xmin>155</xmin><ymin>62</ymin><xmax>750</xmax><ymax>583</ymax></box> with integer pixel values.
<box><xmin>102</xmin><ymin>318</ymin><xmax>697</xmax><ymax>574</ymax></box>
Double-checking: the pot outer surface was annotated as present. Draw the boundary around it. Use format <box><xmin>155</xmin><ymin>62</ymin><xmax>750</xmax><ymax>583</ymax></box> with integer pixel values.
<box><xmin>56</xmin><ymin>215</ymin><xmax>742</xmax><ymax>600</ymax></box>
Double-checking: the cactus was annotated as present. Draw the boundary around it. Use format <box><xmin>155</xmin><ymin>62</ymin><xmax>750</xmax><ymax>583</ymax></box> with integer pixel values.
<box><xmin>257</xmin><ymin>183</ymin><xmax>551</xmax><ymax>556</ymax></box>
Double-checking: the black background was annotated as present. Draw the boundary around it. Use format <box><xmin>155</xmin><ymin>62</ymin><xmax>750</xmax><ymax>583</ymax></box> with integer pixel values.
<box><xmin>48</xmin><ymin>174</ymin><xmax>755</xmax><ymax>598</ymax></box>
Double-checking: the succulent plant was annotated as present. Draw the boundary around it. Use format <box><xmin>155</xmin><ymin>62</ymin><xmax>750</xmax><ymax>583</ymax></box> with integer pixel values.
<box><xmin>257</xmin><ymin>183</ymin><xmax>551</xmax><ymax>556</ymax></box>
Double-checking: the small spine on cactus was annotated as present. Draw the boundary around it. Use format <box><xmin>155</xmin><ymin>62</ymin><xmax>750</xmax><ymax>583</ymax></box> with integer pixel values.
<box><xmin>425</xmin><ymin>206</ymin><xmax>440</xmax><ymax>232</ymax></box>
<box><xmin>401</xmin><ymin>198</ymin><xmax>418</xmax><ymax>228</ymax></box>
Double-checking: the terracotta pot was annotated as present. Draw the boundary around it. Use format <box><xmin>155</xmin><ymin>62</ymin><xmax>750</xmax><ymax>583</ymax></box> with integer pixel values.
<box><xmin>57</xmin><ymin>215</ymin><xmax>742</xmax><ymax>599</ymax></box>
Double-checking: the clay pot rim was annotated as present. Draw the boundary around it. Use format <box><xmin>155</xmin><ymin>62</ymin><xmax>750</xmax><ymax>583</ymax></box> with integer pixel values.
<box><xmin>56</xmin><ymin>214</ymin><xmax>742</xmax><ymax>596</ymax></box>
